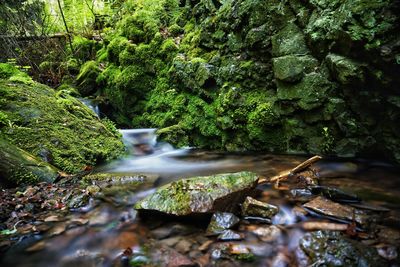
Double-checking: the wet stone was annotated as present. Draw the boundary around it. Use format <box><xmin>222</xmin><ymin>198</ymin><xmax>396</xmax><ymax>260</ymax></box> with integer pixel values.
<box><xmin>135</xmin><ymin>172</ymin><xmax>259</xmax><ymax>216</ymax></box>
<box><xmin>175</xmin><ymin>239</ymin><xmax>192</xmax><ymax>254</ymax></box>
<box><xmin>250</xmin><ymin>225</ymin><xmax>282</xmax><ymax>242</ymax></box>
<box><xmin>67</xmin><ymin>193</ymin><xmax>89</xmax><ymax>209</ymax></box>
<box><xmin>160</xmin><ymin>236</ymin><xmax>181</xmax><ymax>247</ymax></box>
<box><xmin>218</xmin><ymin>230</ymin><xmax>244</xmax><ymax>241</ymax></box>
<box><xmin>309</xmin><ymin>186</ymin><xmax>361</xmax><ymax>203</ymax></box>
<box><xmin>303</xmin><ymin>196</ymin><xmax>368</xmax><ymax>225</ymax></box>
<box><xmin>151</xmin><ymin>244</ymin><xmax>195</xmax><ymax>267</ymax></box>
<box><xmin>297</xmin><ymin>230</ymin><xmax>387</xmax><ymax>267</ymax></box>
<box><xmin>242</xmin><ymin>216</ymin><xmax>272</xmax><ymax>224</ymax></box>
<box><xmin>376</xmin><ymin>245</ymin><xmax>398</xmax><ymax>261</ymax></box>
<box><xmin>206</xmin><ymin>212</ymin><xmax>240</xmax><ymax>236</ymax></box>
<box><xmin>289</xmin><ymin>188</ymin><xmax>314</xmax><ymax>202</ymax></box>
<box><xmin>152</xmin><ymin>223</ymin><xmax>197</xmax><ymax>239</ymax></box>
<box><xmin>241</xmin><ymin>196</ymin><xmax>279</xmax><ymax>219</ymax></box>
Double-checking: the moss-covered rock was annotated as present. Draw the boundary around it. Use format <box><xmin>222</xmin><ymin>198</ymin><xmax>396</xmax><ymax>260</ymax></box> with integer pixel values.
<box><xmin>273</xmin><ymin>55</ymin><xmax>319</xmax><ymax>82</ymax></box>
<box><xmin>135</xmin><ymin>172</ymin><xmax>259</xmax><ymax>216</ymax></box>
<box><xmin>76</xmin><ymin>0</ymin><xmax>400</xmax><ymax>162</ymax></box>
<box><xmin>325</xmin><ymin>53</ymin><xmax>365</xmax><ymax>85</ymax></box>
<box><xmin>271</xmin><ymin>23</ymin><xmax>309</xmax><ymax>57</ymax></box>
<box><xmin>0</xmin><ymin>68</ymin><xmax>124</xmax><ymax>174</ymax></box>
<box><xmin>276</xmin><ymin>72</ymin><xmax>335</xmax><ymax>110</ymax></box>
<box><xmin>76</xmin><ymin>60</ymin><xmax>101</xmax><ymax>96</ymax></box>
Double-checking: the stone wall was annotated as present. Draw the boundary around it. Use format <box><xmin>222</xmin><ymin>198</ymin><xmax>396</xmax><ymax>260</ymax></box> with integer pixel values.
<box><xmin>81</xmin><ymin>0</ymin><xmax>400</xmax><ymax>161</ymax></box>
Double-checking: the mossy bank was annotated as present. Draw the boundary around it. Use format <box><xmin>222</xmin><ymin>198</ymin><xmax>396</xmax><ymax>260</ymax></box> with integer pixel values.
<box><xmin>76</xmin><ymin>0</ymin><xmax>400</xmax><ymax>161</ymax></box>
<box><xmin>0</xmin><ymin>63</ymin><xmax>125</xmax><ymax>184</ymax></box>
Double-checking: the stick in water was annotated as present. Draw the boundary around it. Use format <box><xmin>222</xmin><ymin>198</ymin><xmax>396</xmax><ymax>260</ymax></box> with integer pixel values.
<box><xmin>258</xmin><ymin>155</ymin><xmax>322</xmax><ymax>184</ymax></box>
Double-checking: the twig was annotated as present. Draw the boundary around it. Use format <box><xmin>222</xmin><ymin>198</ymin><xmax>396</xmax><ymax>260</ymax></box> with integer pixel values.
<box><xmin>258</xmin><ymin>155</ymin><xmax>322</xmax><ymax>185</ymax></box>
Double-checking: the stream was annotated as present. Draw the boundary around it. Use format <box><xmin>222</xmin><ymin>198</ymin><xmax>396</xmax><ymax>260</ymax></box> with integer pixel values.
<box><xmin>1</xmin><ymin>128</ymin><xmax>400</xmax><ymax>266</ymax></box>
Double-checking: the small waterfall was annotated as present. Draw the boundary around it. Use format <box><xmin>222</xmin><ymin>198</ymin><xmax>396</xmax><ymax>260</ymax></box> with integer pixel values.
<box><xmin>79</xmin><ymin>98</ymin><xmax>100</xmax><ymax>117</ymax></box>
<box><xmin>120</xmin><ymin>128</ymin><xmax>174</xmax><ymax>156</ymax></box>
<box><xmin>98</xmin><ymin>128</ymin><xmax>250</xmax><ymax>180</ymax></box>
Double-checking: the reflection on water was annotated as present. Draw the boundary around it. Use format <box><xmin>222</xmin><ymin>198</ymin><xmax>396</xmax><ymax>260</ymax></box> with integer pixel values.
<box><xmin>1</xmin><ymin>129</ymin><xmax>400</xmax><ymax>266</ymax></box>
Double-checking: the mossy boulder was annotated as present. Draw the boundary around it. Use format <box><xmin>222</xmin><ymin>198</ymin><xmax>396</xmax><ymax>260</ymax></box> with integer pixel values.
<box><xmin>135</xmin><ymin>172</ymin><xmax>259</xmax><ymax>216</ymax></box>
<box><xmin>0</xmin><ymin>75</ymin><xmax>124</xmax><ymax>174</ymax></box>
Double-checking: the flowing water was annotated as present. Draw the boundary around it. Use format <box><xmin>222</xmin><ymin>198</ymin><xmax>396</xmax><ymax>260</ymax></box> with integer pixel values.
<box><xmin>1</xmin><ymin>128</ymin><xmax>400</xmax><ymax>266</ymax></box>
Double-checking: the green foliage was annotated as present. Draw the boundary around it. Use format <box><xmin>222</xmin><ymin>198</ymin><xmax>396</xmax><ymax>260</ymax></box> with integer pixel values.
<box><xmin>322</xmin><ymin>126</ymin><xmax>335</xmax><ymax>153</ymax></box>
<box><xmin>0</xmin><ymin>0</ymin><xmax>46</xmax><ymax>35</ymax></box>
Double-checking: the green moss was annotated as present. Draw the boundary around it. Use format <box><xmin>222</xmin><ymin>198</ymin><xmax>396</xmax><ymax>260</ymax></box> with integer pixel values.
<box><xmin>107</xmin><ymin>36</ymin><xmax>130</xmax><ymax>63</ymax></box>
<box><xmin>170</xmin><ymin>56</ymin><xmax>212</xmax><ymax>91</ymax></box>
<box><xmin>168</xmin><ymin>23</ymin><xmax>183</xmax><ymax>35</ymax></box>
<box><xmin>0</xmin><ymin>63</ymin><xmax>18</xmax><ymax>79</ymax></box>
<box><xmin>276</xmin><ymin>72</ymin><xmax>335</xmax><ymax>110</ymax></box>
<box><xmin>72</xmin><ymin>36</ymin><xmax>99</xmax><ymax>62</ymax></box>
<box><xmin>76</xmin><ymin>60</ymin><xmax>101</xmax><ymax>96</ymax></box>
<box><xmin>273</xmin><ymin>55</ymin><xmax>319</xmax><ymax>82</ymax></box>
<box><xmin>235</xmin><ymin>253</ymin><xmax>256</xmax><ymax>262</ymax></box>
<box><xmin>325</xmin><ymin>53</ymin><xmax>365</xmax><ymax>85</ymax></box>
<box><xmin>271</xmin><ymin>23</ymin><xmax>309</xmax><ymax>57</ymax></box>
<box><xmin>0</xmin><ymin>63</ymin><xmax>33</xmax><ymax>84</ymax></box>
<box><xmin>0</xmin><ymin>80</ymin><xmax>124</xmax><ymax>173</ymax></box>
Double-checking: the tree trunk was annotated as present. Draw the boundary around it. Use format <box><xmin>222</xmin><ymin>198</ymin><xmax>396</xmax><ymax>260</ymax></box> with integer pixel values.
<box><xmin>56</xmin><ymin>0</ymin><xmax>74</xmax><ymax>53</ymax></box>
